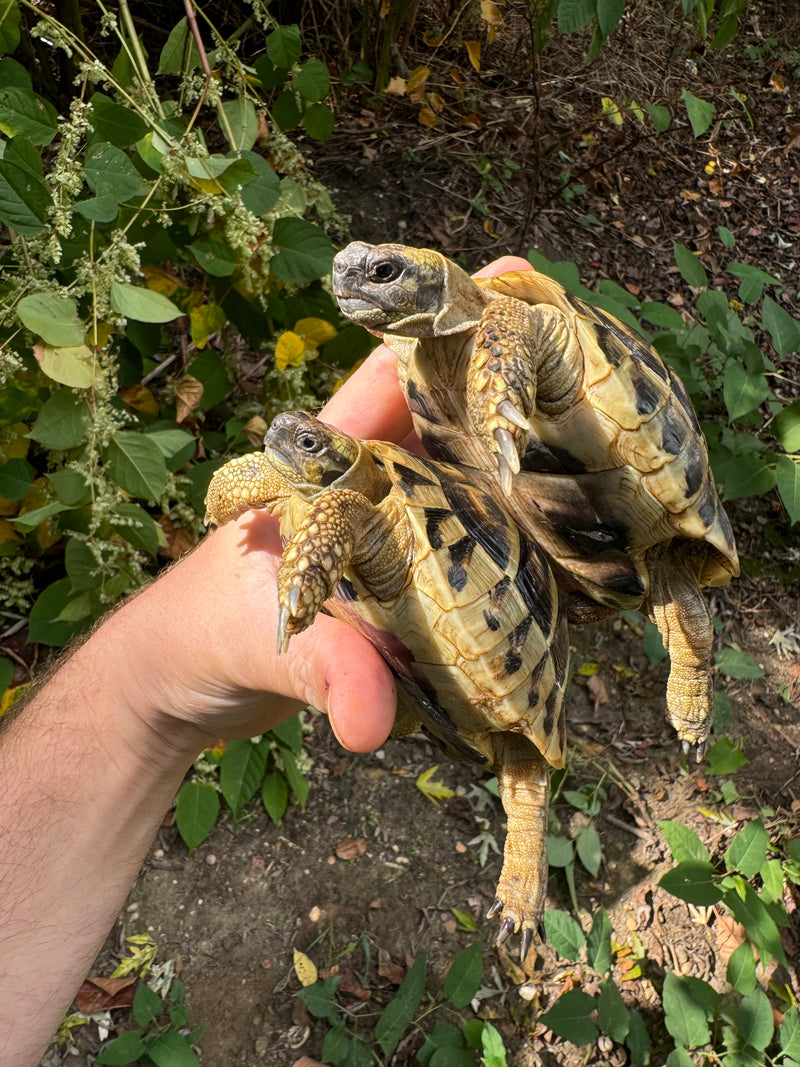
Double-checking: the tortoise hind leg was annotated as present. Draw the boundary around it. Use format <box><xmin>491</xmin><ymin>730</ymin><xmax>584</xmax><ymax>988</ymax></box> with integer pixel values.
<box><xmin>644</xmin><ymin>543</ymin><xmax>714</xmax><ymax>753</ymax></box>
<box><xmin>489</xmin><ymin>732</ymin><xmax>550</xmax><ymax>956</ymax></box>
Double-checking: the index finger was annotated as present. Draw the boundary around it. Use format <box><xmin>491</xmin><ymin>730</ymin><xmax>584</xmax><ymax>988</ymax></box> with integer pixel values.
<box><xmin>319</xmin><ymin>342</ymin><xmax>413</xmax><ymax>444</ymax></box>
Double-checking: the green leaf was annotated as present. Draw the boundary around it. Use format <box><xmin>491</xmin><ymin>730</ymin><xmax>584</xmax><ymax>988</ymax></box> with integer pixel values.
<box><xmin>726</xmin><ymin>940</ymin><xmax>756</xmax><ymax>994</ymax></box>
<box><xmin>759</xmin><ymin>858</ymin><xmax>784</xmax><ymax>904</ymax></box>
<box><xmin>266</xmin><ymin>24</ymin><xmax>302</xmax><ymax>67</ymax></box>
<box><xmin>0</xmin><ymin>457</ymin><xmax>34</xmax><ymax>500</ymax></box>
<box><xmin>64</xmin><ymin>537</ymin><xmax>101</xmax><ymax>591</ymax></box>
<box><xmin>11</xmin><ymin>500</ymin><xmax>68</xmax><ymax>530</ymax></box>
<box><xmin>270</xmin><ymin>713</ymin><xmax>303</xmax><ymax>752</ymax></box>
<box><xmin>762</xmin><ymin>295</ymin><xmax>800</xmax><ymax>355</ymax></box>
<box><xmin>645</xmin><ymin>102</ymin><xmax>671</xmax><ymax>132</ymax></box>
<box><xmin>642</xmin><ymin>618</ymin><xmax>668</xmax><ymax>664</ymax></box>
<box><xmin>726</xmin><ymin>262</ymin><xmax>781</xmax><ymax>304</ymax></box>
<box><xmin>238</xmin><ymin>151</ymin><xmax>280</xmax><ymax>216</ymax></box>
<box><xmin>723</xmin><ymin>882</ymin><xmax>787</xmax><ymax>966</ymax></box>
<box><xmin>89</xmin><ymin>92</ymin><xmax>148</xmax><ymax>146</ymax></box>
<box><xmin>304</xmin><ymin>101</ymin><xmax>334</xmax><ymax>141</ymax></box>
<box><xmin>557</xmin><ymin>0</ymin><xmax>596</xmax><ymax>33</ymax></box>
<box><xmin>707</xmin><ymin>737</ymin><xmax>748</xmax><ymax>775</ymax></box>
<box><xmin>0</xmin><ymin>86</ymin><xmax>57</xmax><ymax>144</ymax></box>
<box><xmin>28</xmin><ymin>388</ymin><xmax>89</xmax><ymax>449</ymax></box>
<box><xmin>28</xmin><ymin>579</ymin><xmax>87</xmax><ymax>645</ymax></box>
<box><xmin>17</xmin><ymin>292</ymin><xmax>85</xmax><ymax>347</ymax></box>
<box><xmin>261</xmin><ymin>770</ymin><xmax>289</xmax><ymax>824</ymax></box>
<box><xmin>543</xmin><ymin>908</ymin><xmax>585</xmax><ymax>961</ymax></box>
<box><xmin>480</xmin><ymin>1022</ymin><xmax>509</xmax><ymax>1067</ymax></box>
<box><xmin>596</xmin><ymin>0</ymin><xmax>625</xmax><ymax>36</ymax></box>
<box><xmin>658</xmin><ymin>861</ymin><xmax>724</xmax><ymax>905</ymax></box>
<box><xmin>723</xmin><ymin>362</ymin><xmax>771</xmax><ymax>422</ymax></box>
<box><xmin>74</xmin><ymin>194</ymin><xmax>119</xmax><ymax>224</ymax></box>
<box><xmin>658</xmin><ymin>820</ymin><xmax>710</xmax><ymax>864</ymax></box>
<box><xmin>36</xmin><ymin>345</ymin><xmax>99</xmax><ymax>389</ymax></box>
<box><xmin>0</xmin><ymin>158</ymin><xmax>50</xmax><ymax>234</ymax></box>
<box><xmin>443</xmin><ymin>942</ymin><xmax>483</xmax><ymax>1008</ymax></box>
<box><xmin>110</xmin><ymin>502</ymin><xmax>161</xmax><ymax>557</ymax></box>
<box><xmin>626</xmin><ymin>1008</ymin><xmax>651</xmax><ymax>1065</ymax></box>
<box><xmin>376</xmin><ymin>955</ymin><xmax>426</xmax><ymax>1055</ymax></box>
<box><xmin>640</xmin><ymin>301</ymin><xmax>685</xmax><ymax>330</ymax></box>
<box><xmin>597</xmin><ymin>978</ymin><xmax>630</xmax><ymax>1042</ymax></box>
<box><xmin>145</xmin><ymin>429</ymin><xmax>196</xmax><ymax>470</ymax></box>
<box><xmin>148</xmin><ymin>1026</ymin><xmax>202</xmax><ymax>1067</ymax></box>
<box><xmin>188</xmin><ymin>230</ymin><xmax>238</xmax><ymax>277</ymax></box>
<box><xmin>715</xmin><ymin>647</ymin><xmax>764</xmax><ymax>679</ymax></box>
<box><xmin>681</xmin><ymin>89</ymin><xmax>715</xmax><ymax>137</ymax></box>
<box><xmin>662</xmin><ymin>973</ymin><xmax>719</xmax><ymax>1047</ymax></box>
<box><xmin>0</xmin><ymin>655</ymin><xmax>14</xmax><ymax>696</ymax></box>
<box><xmin>96</xmin><ymin>1029</ymin><xmax>147</xmax><ymax>1065</ymax></box>
<box><xmin>111</xmin><ymin>282</ymin><xmax>182</xmax><ymax>323</ymax></box>
<box><xmin>0</xmin><ymin>0</ymin><xmax>21</xmax><ymax>53</ymax></box>
<box><xmin>779</xmin><ymin>1007</ymin><xmax>800</xmax><ymax>1062</ymax></box>
<box><xmin>673</xmin><ymin>241</ymin><xmax>709</xmax><ymax>287</ymax></box>
<box><xmin>725</xmin><ymin>819</ymin><xmax>769</xmax><ymax>878</ymax></box>
<box><xmin>280</xmin><ymin>748</ymin><xmax>310</xmax><ymax>808</ymax></box>
<box><xmin>220</xmin><ymin>738</ymin><xmax>268</xmax><ymax>815</ymax></box>
<box><xmin>157</xmin><ymin>17</ymin><xmax>201</xmax><ymax>75</ymax></box>
<box><xmin>575</xmin><ymin>823</ymin><xmax>602</xmax><ymax>876</ymax></box>
<box><xmin>272</xmin><ymin>89</ymin><xmax>302</xmax><ymax>131</ymax></box>
<box><xmin>270</xmin><ymin>217</ymin><xmax>334</xmax><ymax>285</ymax></box>
<box><xmin>736</xmin><ymin>988</ymin><xmax>774</xmax><ymax>1051</ymax></box>
<box><xmin>586</xmin><ymin>907</ymin><xmax>613</xmax><ymax>973</ymax></box>
<box><xmin>719</xmin><ymin>225</ymin><xmax>736</xmax><ymax>247</ymax></box>
<box><xmin>219</xmin><ymin>95</ymin><xmax>258</xmax><ymax>151</ymax></box>
<box><xmin>776</xmin><ymin>454</ymin><xmax>800</xmax><ymax>524</ymax></box>
<box><xmin>771</xmin><ymin>399</ymin><xmax>800</xmax><ymax>452</ymax></box>
<box><xmin>175</xmin><ymin>781</ymin><xmax>220</xmax><ymax>852</ymax></box>
<box><xmin>294</xmin><ymin>58</ymin><xmax>330</xmax><ymax>102</ymax></box>
<box><xmin>718</xmin><ymin>450</ymin><xmax>776</xmax><ymax>501</ymax></box>
<box><xmin>540</xmin><ymin>989</ymin><xmax>598</xmax><ymax>1046</ymax></box>
<box><xmin>665</xmin><ymin>1050</ymin><xmax>694</xmax><ymax>1067</ymax></box>
<box><xmin>84</xmin><ymin>142</ymin><xmax>150</xmax><ymax>202</ymax></box>
<box><xmin>298</xmin><ymin>975</ymin><xmax>340</xmax><ymax>1023</ymax></box>
<box><xmin>133</xmin><ymin>981</ymin><xmax>162</xmax><ymax>1026</ymax></box>
<box><xmin>106</xmin><ymin>431</ymin><xmax>168</xmax><ymax>500</ymax></box>
<box><xmin>547</xmin><ymin>833</ymin><xmax>574</xmax><ymax>868</ymax></box>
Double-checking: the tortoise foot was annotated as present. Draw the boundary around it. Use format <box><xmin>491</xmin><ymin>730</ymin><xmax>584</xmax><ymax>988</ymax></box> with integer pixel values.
<box><xmin>487</xmin><ymin>896</ymin><xmax>544</xmax><ymax>958</ymax></box>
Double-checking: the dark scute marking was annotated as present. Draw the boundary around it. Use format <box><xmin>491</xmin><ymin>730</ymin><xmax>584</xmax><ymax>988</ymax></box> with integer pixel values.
<box><xmin>483</xmin><ymin>609</ymin><xmax>501</xmax><ymax>631</ymax></box>
<box><xmin>526</xmin><ymin>655</ymin><xmax>549</xmax><ymax>708</ymax></box>
<box><xmin>440</xmin><ymin>474</ymin><xmax>512</xmax><ymax>573</ymax></box>
<box><xmin>447</xmin><ymin>534</ymin><xmax>475</xmax><ymax>592</ymax></box>
<box><xmin>606</xmin><ymin>572</ymin><xmax>646</xmax><ymax>597</ymax></box>
<box><xmin>683</xmin><ymin>438</ymin><xmax>705</xmax><ymax>498</ymax></box>
<box><xmin>634</xmin><ymin>375</ymin><xmax>661</xmax><ymax>416</ymax></box>
<box><xmin>534</xmin><ymin>499</ymin><xmax>631</xmax><ymax>555</ymax></box>
<box><xmin>392</xmin><ymin>459</ymin><xmax>436</xmax><ymax>497</ymax></box>
<box><xmin>542</xmin><ymin>687</ymin><xmax>561</xmax><ymax>740</ymax></box>
<box><xmin>420</xmin><ymin>430</ymin><xmax>463</xmax><ymax>465</ymax></box>
<box><xmin>406</xmin><ymin>378</ymin><xmax>438</xmax><ymax>420</ymax></box>
<box><xmin>661</xmin><ymin>403</ymin><xmax>688</xmax><ymax>455</ymax></box>
<box><xmin>337</xmin><ymin>576</ymin><xmax>359</xmax><ymax>602</ymax></box>
<box><xmin>668</xmin><ymin>368</ymin><xmax>701</xmax><ymax>432</ymax></box>
<box><xmin>585</xmin><ymin>303</ymin><xmax>669</xmax><ymax>381</ymax></box>
<box><xmin>593</xmin><ymin>323</ymin><xmax>624</xmax><ymax>366</ymax></box>
<box><xmin>504</xmin><ymin>616</ymin><xmax>533</xmax><ymax>676</ymax></box>
<box><xmin>423</xmin><ymin>506</ymin><xmax>452</xmax><ymax>550</ymax></box>
<box><xmin>697</xmin><ymin>483</ymin><xmax>718</xmax><ymax>529</ymax></box>
<box><xmin>513</xmin><ymin>538</ymin><xmax>553</xmax><ymax>639</ymax></box>
<box><xmin>520</xmin><ymin>437</ymin><xmax>588</xmax><ymax>475</ymax></box>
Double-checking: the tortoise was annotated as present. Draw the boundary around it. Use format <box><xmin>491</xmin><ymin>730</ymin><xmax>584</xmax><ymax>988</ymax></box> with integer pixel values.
<box><xmin>205</xmin><ymin>410</ymin><xmax>570</xmax><ymax>952</ymax></box>
<box><xmin>332</xmin><ymin>242</ymin><xmax>739</xmax><ymax>752</ymax></box>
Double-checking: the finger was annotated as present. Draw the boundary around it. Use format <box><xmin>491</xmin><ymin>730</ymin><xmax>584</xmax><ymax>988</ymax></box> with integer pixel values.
<box><xmin>474</xmin><ymin>255</ymin><xmax>532</xmax><ymax>278</ymax></box>
<box><xmin>320</xmin><ymin>343</ymin><xmax>414</xmax><ymax>444</ymax></box>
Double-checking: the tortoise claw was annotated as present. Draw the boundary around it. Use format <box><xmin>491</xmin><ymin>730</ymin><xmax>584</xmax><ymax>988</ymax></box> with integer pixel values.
<box><xmin>496</xmin><ymin>916</ymin><xmax>516</xmax><ymax>947</ymax></box>
<box><xmin>486</xmin><ymin>899</ymin><xmax>503</xmax><ymax>919</ymax></box>
<box><xmin>497</xmin><ymin>399</ymin><xmax>529</xmax><ymax>431</ymax></box>
<box><xmin>537</xmin><ymin>920</ymin><xmax>547</xmax><ymax>945</ymax></box>
<box><xmin>520</xmin><ymin>927</ymin><xmax>534</xmax><ymax>959</ymax></box>
<box><xmin>277</xmin><ymin>606</ymin><xmax>290</xmax><ymax>654</ymax></box>
<box><xmin>494</xmin><ymin>428</ymin><xmax>521</xmax><ymax>476</ymax></box>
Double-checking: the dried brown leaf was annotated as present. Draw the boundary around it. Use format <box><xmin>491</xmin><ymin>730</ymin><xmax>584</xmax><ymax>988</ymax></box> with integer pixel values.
<box><xmin>378</xmin><ymin>958</ymin><xmax>406</xmax><ymax>985</ymax></box>
<box><xmin>175</xmin><ymin>374</ymin><xmax>204</xmax><ymax>424</ymax></box>
<box><xmin>120</xmin><ymin>383</ymin><xmax>160</xmax><ymax>416</ymax></box>
<box><xmin>418</xmin><ymin>107</ymin><xmax>439</xmax><ymax>128</ymax></box>
<box><xmin>75</xmin><ymin>976</ymin><xmax>136</xmax><ymax>1014</ymax></box>
<box><xmin>385</xmin><ymin>76</ymin><xmax>407</xmax><ymax>96</ymax></box>
<box><xmin>335</xmin><ymin>837</ymin><xmax>367</xmax><ymax>860</ymax></box>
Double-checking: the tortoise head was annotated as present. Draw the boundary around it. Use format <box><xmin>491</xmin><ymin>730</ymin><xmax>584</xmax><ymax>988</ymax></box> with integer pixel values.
<box><xmin>332</xmin><ymin>242</ymin><xmax>486</xmax><ymax>337</ymax></box>
<box><xmin>265</xmin><ymin>411</ymin><xmax>358</xmax><ymax>494</ymax></box>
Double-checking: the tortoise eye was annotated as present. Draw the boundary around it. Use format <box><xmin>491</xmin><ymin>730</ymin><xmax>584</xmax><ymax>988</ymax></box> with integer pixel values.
<box><xmin>298</xmin><ymin>434</ymin><xmax>318</xmax><ymax>451</ymax></box>
<box><xmin>369</xmin><ymin>260</ymin><xmax>401</xmax><ymax>283</ymax></box>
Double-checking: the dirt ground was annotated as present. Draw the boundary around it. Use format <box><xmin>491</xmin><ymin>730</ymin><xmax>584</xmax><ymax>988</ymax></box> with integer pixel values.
<box><xmin>41</xmin><ymin>5</ymin><xmax>800</xmax><ymax>1066</ymax></box>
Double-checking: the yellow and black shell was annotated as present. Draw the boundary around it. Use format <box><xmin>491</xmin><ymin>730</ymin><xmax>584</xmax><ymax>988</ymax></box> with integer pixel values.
<box><xmin>327</xmin><ymin>441</ymin><xmax>569</xmax><ymax>771</ymax></box>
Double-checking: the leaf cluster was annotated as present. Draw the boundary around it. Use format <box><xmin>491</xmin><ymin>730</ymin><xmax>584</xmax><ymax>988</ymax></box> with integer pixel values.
<box><xmin>95</xmin><ymin>977</ymin><xmax>206</xmax><ymax>1067</ymax></box>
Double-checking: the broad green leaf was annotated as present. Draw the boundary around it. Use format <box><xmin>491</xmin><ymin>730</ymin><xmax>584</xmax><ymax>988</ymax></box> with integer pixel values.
<box><xmin>238</xmin><ymin>151</ymin><xmax>280</xmax><ymax>216</ymax></box>
<box><xmin>28</xmin><ymin>389</ymin><xmax>89</xmax><ymax>449</ymax></box>
<box><xmin>294</xmin><ymin>58</ymin><xmax>330</xmax><ymax>102</ymax></box>
<box><xmin>89</xmin><ymin>92</ymin><xmax>148</xmax><ymax>146</ymax></box>
<box><xmin>65</xmin><ymin>537</ymin><xmax>101</xmax><ymax>591</ymax></box>
<box><xmin>736</xmin><ymin>988</ymin><xmax>774</xmax><ymax>1051</ymax></box>
<box><xmin>451</xmin><ymin>906</ymin><xmax>478</xmax><ymax>931</ymax></box>
<box><xmin>4</xmin><ymin>135</ymin><xmax>41</xmax><ymax>175</ymax></box>
<box><xmin>540</xmin><ymin>989</ymin><xmax>598</xmax><ymax>1046</ymax></box>
<box><xmin>658</xmin><ymin>861</ymin><xmax>723</xmax><ymax>905</ymax></box>
<box><xmin>658</xmin><ymin>820</ymin><xmax>710</xmax><ymax>864</ymax></box>
<box><xmin>480</xmin><ymin>1022</ymin><xmax>508</xmax><ymax>1067</ymax></box>
<box><xmin>776</xmin><ymin>454</ymin><xmax>800</xmax><ymax>524</ymax></box>
<box><xmin>175</xmin><ymin>781</ymin><xmax>219</xmax><ymax>852</ymax></box>
<box><xmin>665</xmin><ymin>1050</ymin><xmax>694</xmax><ymax>1067</ymax></box>
<box><xmin>715</xmin><ymin>647</ymin><xmax>764</xmax><ymax>679</ymax></box>
<box><xmin>110</xmin><ymin>282</ymin><xmax>182</xmax><ymax>323</ymax></box>
<box><xmin>0</xmin><ymin>0</ymin><xmax>21</xmax><ymax>53</ymax></box>
<box><xmin>726</xmin><ymin>940</ymin><xmax>756</xmax><ymax>994</ymax></box>
<box><xmin>220</xmin><ymin>738</ymin><xmax>268</xmax><ymax>814</ymax></box>
<box><xmin>762</xmin><ymin>295</ymin><xmax>800</xmax><ymax>355</ymax></box>
<box><xmin>254</xmin><ymin>53</ymin><xmax>290</xmax><ymax>90</ymax></box>
<box><xmin>17</xmin><ymin>293</ymin><xmax>85</xmax><ymax>347</ymax></box>
<box><xmin>298</xmin><ymin>975</ymin><xmax>340</xmax><ymax>1023</ymax></box>
<box><xmin>723</xmin><ymin>882</ymin><xmax>786</xmax><ymax>966</ymax></box>
<box><xmin>0</xmin><ymin>158</ymin><xmax>50</xmax><ymax>233</ymax></box>
<box><xmin>74</xmin><ymin>195</ymin><xmax>119</xmax><ymax>223</ymax></box>
<box><xmin>190</xmin><ymin>302</ymin><xmax>227</xmax><ymax>349</ymax></box>
<box><xmin>725</xmin><ymin>819</ymin><xmax>769</xmax><ymax>878</ymax></box>
<box><xmin>280</xmin><ymin>748</ymin><xmax>310</xmax><ymax>807</ymax></box>
<box><xmin>304</xmin><ymin>102</ymin><xmax>334</xmax><ymax>141</ymax></box>
<box><xmin>443</xmin><ymin>942</ymin><xmax>483</xmax><ymax>1008</ymax></box>
<box><xmin>0</xmin><ymin>457</ymin><xmax>34</xmax><ymax>500</ymax></box>
<box><xmin>272</xmin><ymin>89</ymin><xmax>302</xmax><ymax>131</ymax></box>
<box><xmin>376</xmin><ymin>955</ymin><xmax>426</xmax><ymax>1055</ymax></box>
<box><xmin>110</xmin><ymin>502</ymin><xmax>161</xmax><ymax>557</ymax></box>
<box><xmin>718</xmin><ymin>450</ymin><xmax>776</xmax><ymax>501</ymax></box>
<box><xmin>96</xmin><ymin>1029</ymin><xmax>147</xmax><ymax>1065</ymax></box>
<box><xmin>681</xmin><ymin>89</ymin><xmax>715</xmax><ymax>137</ymax></box>
<box><xmin>771</xmin><ymin>398</ymin><xmax>800</xmax><ymax>452</ymax></box>
<box><xmin>714</xmin><ymin>690</ymin><xmax>732</xmax><ymax>732</ymax></box>
<box><xmin>726</xmin><ymin>262</ymin><xmax>781</xmax><ymax>303</ymax></box>
<box><xmin>779</xmin><ymin>1007</ymin><xmax>800</xmax><ymax>1062</ymax></box>
<box><xmin>270</xmin><ymin>713</ymin><xmax>303</xmax><ymax>752</ymax></box>
<box><xmin>640</xmin><ymin>301</ymin><xmax>685</xmax><ymax>330</ymax></box>
<box><xmin>575</xmin><ymin>823</ymin><xmax>602</xmax><ymax>876</ymax></box>
<box><xmin>28</xmin><ymin>578</ymin><xmax>86</xmax><ymax>646</ymax></box>
<box><xmin>106</xmin><ymin>431</ymin><xmax>168</xmax><ymax>501</ymax></box>
<box><xmin>662</xmin><ymin>973</ymin><xmax>719</xmax><ymax>1047</ymax></box>
<box><xmin>270</xmin><ymin>216</ymin><xmax>334</xmax><ymax>285</ymax></box>
<box><xmin>266</xmin><ymin>24</ymin><xmax>302</xmax><ymax>67</ymax></box>
<box><xmin>707</xmin><ymin>737</ymin><xmax>748</xmax><ymax>775</ymax></box>
<box><xmin>597</xmin><ymin>978</ymin><xmax>630</xmax><ymax>1043</ymax></box>
<box><xmin>148</xmin><ymin>1027</ymin><xmax>201</xmax><ymax>1067</ymax></box>
<box><xmin>645</xmin><ymin>102</ymin><xmax>671</xmax><ymax>132</ymax></box>
<box><xmin>188</xmin><ymin>230</ymin><xmax>238</xmax><ymax>277</ymax></box>
<box><xmin>759</xmin><ymin>858</ymin><xmax>784</xmax><ymax>904</ymax></box>
<box><xmin>11</xmin><ymin>500</ymin><xmax>68</xmax><ymax>529</ymax></box>
<box><xmin>586</xmin><ymin>907</ymin><xmax>613</xmax><ymax>973</ymax></box>
<box><xmin>596</xmin><ymin>0</ymin><xmax>625</xmax><ymax>37</ymax></box>
<box><xmin>543</xmin><ymin>909</ymin><xmax>585</xmax><ymax>961</ymax></box>
<box><xmin>626</xmin><ymin>1008</ymin><xmax>651</xmax><ymax>1066</ymax></box>
<box><xmin>643</xmin><ymin>619</ymin><xmax>667</xmax><ymax>665</ymax></box>
<box><xmin>673</xmin><ymin>241</ymin><xmax>709</xmax><ymax>288</ymax></box>
<box><xmin>157</xmin><ymin>17</ymin><xmax>201</xmax><ymax>75</ymax></box>
<box><xmin>719</xmin><ymin>225</ymin><xmax>736</xmax><ymax>247</ymax></box>
<box><xmin>84</xmin><ymin>142</ymin><xmax>150</xmax><ymax>202</ymax></box>
<box><xmin>547</xmin><ymin>833</ymin><xmax>574</xmax><ymax>867</ymax></box>
<box><xmin>0</xmin><ymin>86</ymin><xmax>57</xmax><ymax>144</ymax></box>
<box><xmin>219</xmin><ymin>95</ymin><xmax>258</xmax><ymax>151</ymax></box>
<box><xmin>145</xmin><ymin>428</ymin><xmax>196</xmax><ymax>469</ymax></box>
<box><xmin>723</xmin><ymin>362</ymin><xmax>771</xmax><ymax>422</ymax></box>
<box><xmin>557</xmin><ymin>0</ymin><xmax>596</xmax><ymax>33</ymax></box>
<box><xmin>36</xmin><ymin>345</ymin><xmax>98</xmax><ymax>389</ymax></box>
<box><xmin>261</xmin><ymin>770</ymin><xmax>288</xmax><ymax>824</ymax></box>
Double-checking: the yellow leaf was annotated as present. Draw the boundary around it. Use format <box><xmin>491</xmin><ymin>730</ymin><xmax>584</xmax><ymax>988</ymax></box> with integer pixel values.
<box><xmin>294</xmin><ymin>317</ymin><xmax>337</xmax><ymax>348</ymax></box>
<box><xmin>293</xmin><ymin>948</ymin><xmax>318</xmax><ymax>987</ymax></box>
<box><xmin>704</xmin><ymin>160</ymin><xmax>716</xmax><ymax>175</ymax></box>
<box><xmin>0</xmin><ymin>519</ymin><xmax>22</xmax><ymax>550</ymax></box>
<box><xmin>418</xmin><ymin>107</ymin><xmax>439</xmax><ymax>128</ymax></box>
<box><xmin>427</xmin><ymin>92</ymin><xmax>445</xmax><ymax>114</ymax></box>
<box><xmin>34</xmin><ymin>344</ymin><xmax>98</xmax><ymax>389</ymax></box>
<box><xmin>465</xmin><ymin>41</ymin><xmax>481</xmax><ymax>72</ymax></box>
<box><xmin>275</xmin><ymin>331</ymin><xmax>307</xmax><ymax>372</ymax></box>
<box><xmin>481</xmin><ymin>0</ymin><xmax>505</xmax><ymax>40</ymax></box>
<box><xmin>407</xmin><ymin>66</ymin><xmax>430</xmax><ymax>96</ymax></box>
<box><xmin>601</xmin><ymin>97</ymin><xmax>624</xmax><ymax>126</ymax></box>
<box><xmin>483</xmin><ymin>218</ymin><xmax>499</xmax><ymax>238</ymax></box>
<box><xmin>577</xmin><ymin>661</ymin><xmax>600</xmax><ymax>676</ymax></box>
<box><xmin>141</xmin><ymin>265</ymin><xmax>182</xmax><ymax>297</ymax></box>
<box><xmin>190</xmin><ymin>303</ymin><xmax>228</xmax><ymax>349</ymax></box>
<box><xmin>416</xmin><ymin>765</ymin><xmax>455</xmax><ymax>804</ymax></box>
<box><xmin>0</xmin><ymin>682</ymin><xmax>30</xmax><ymax>718</ymax></box>
<box><xmin>119</xmin><ymin>383</ymin><xmax>160</xmax><ymax>416</ymax></box>
<box><xmin>3</xmin><ymin>423</ymin><xmax>31</xmax><ymax>460</ymax></box>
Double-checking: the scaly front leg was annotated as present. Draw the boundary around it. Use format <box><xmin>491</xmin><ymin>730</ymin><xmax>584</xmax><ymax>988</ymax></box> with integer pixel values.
<box><xmin>204</xmin><ymin>452</ymin><xmax>291</xmax><ymax>527</ymax></box>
